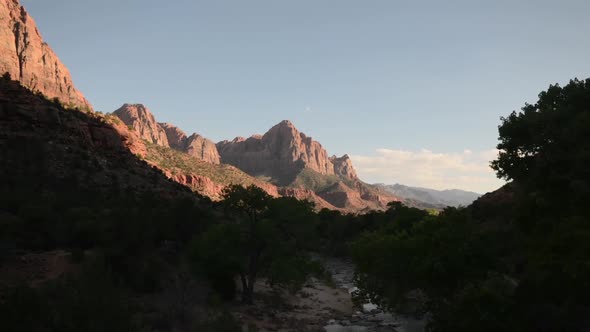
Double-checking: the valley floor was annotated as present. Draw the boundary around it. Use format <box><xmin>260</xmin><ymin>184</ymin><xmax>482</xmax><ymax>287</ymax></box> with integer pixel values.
<box><xmin>235</xmin><ymin>257</ymin><xmax>426</xmax><ymax>332</ymax></box>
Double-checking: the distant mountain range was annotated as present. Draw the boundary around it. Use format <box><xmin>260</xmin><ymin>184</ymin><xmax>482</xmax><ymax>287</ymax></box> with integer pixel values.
<box><xmin>375</xmin><ymin>183</ymin><xmax>481</xmax><ymax>208</ymax></box>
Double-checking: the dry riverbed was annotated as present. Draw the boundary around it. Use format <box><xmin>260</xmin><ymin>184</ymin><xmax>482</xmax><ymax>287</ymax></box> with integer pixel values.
<box><xmin>234</xmin><ymin>257</ymin><xmax>426</xmax><ymax>332</ymax></box>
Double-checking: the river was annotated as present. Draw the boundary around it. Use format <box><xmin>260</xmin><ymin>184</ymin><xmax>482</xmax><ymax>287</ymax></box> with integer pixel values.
<box><xmin>318</xmin><ymin>256</ymin><xmax>426</xmax><ymax>332</ymax></box>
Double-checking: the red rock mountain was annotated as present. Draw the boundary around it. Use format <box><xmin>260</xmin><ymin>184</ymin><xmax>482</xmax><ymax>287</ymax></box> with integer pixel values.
<box><xmin>159</xmin><ymin>122</ymin><xmax>187</xmax><ymax>150</ymax></box>
<box><xmin>113</xmin><ymin>104</ymin><xmax>169</xmax><ymax>146</ymax></box>
<box><xmin>0</xmin><ymin>0</ymin><xmax>92</xmax><ymax>111</ymax></box>
<box><xmin>113</xmin><ymin>104</ymin><xmax>220</xmax><ymax>164</ymax></box>
<box><xmin>216</xmin><ymin>120</ymin><xmax>358</xmax><ymax>184</ymax></box>
<box><xmin>114</xmin><ymin>106</ymin><xmax>397</xmax><ymax>211</ymax></box>
<box><xmin>217</xmin><ymin>120</ymin><xmax>397</xmax><ymax>210</ymax></box>
<box><xmin>184</xmin><ymin>133</ymin><xmax>221</xmax><ymax>164</ymax></box>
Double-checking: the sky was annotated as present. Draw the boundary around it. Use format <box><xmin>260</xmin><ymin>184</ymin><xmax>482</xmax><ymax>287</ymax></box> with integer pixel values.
<box><xmin>21</xmin><ymin>0</ymin><xmax>590</xmax><ymax>193</ymax></box>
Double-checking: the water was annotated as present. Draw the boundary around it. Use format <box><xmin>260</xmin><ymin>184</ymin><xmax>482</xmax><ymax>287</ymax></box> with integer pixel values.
<box><xmin>319</xmin><ymin>257</ymin><xmax>426</xmax><ymax>332</ymax></box>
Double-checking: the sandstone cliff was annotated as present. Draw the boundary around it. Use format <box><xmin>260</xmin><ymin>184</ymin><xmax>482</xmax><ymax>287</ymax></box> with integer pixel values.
<box><xmin>184</xmin><ymin>133</ymin><xmax>221</xmax><ymax>164</ymax></box>
<box><xmin>217</xmin><ymin>120</ymin><xmax>357</xmax><ymax>184</ymax></box>
<box><xmin>0</xmin><ymin>0</ymin><xmax>92</xmax><ymax>110</ymax></box>
<box><xmin>113</xmin><ymin>104</ymin><xmax>169</xmax><ymax>146</ymax></box>
<box><xmin>217</xmin><ymin>120</ymin><xmax>398</xmax><ymax>211</ymax></box>
<box><xmin>113</xmin><ymin>107</ymin><xmax>221</xmax><ymax>164</ymax></box>
<box><xmin>331</xmin><ymin>154</ymin><xmax>358</xmax><ymax>179</ymax></box>
<box><xmin>159</xmin><ymin>122</ymin><xmax>187</xmax><ymax>150</ymax></box>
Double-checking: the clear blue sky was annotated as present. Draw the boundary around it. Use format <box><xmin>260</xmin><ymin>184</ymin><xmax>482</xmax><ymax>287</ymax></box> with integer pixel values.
<box><xmin>21</xmin><ymin>0</ymin><xmax>590</xmax><ymax>192</ymax></box>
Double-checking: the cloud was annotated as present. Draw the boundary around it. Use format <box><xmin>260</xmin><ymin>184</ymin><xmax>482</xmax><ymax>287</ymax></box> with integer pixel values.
<box><xmin>350</xmin><ymin>148</ymin><xmax>505</xmax><ymax>194</ymax></box>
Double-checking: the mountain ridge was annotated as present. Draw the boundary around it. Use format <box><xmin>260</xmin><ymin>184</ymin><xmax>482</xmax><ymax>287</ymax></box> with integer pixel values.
<box><xmin>112</xmin><ymin>106</ymin><xmax>398</xmax><ymax>211</ymax></box>
<box><xmin>375</xmin><ymin>183</ymin><xmax>481</xmax><ymax>208</ymax></box>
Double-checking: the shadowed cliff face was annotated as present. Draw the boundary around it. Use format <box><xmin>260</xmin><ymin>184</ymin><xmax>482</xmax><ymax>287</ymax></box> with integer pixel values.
<box><xmin>0</xmin><ymin>0</ymin><xmax>92</xmax><ymax>111</ymax></box>
<box><xmin>0</xmin><ymin>77</ymin><xmax>197</xmax><ymax>203</ymax></box>
<box><xmin>216</xmin><ymin>120</ymin><xmax>357</xmax><ymax>185</ymax></box>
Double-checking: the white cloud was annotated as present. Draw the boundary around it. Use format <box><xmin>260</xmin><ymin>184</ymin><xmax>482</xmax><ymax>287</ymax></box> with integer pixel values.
<box><xmin>350</xmin><ymin>148</ymin><xmax>504</xmax><ymax>194</ymax></box>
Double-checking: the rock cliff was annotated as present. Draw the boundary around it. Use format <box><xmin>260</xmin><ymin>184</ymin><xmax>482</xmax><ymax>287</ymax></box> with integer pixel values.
<box><xmin>0</xmin><ymin>0</ymin><xmax>92</xmax><ymax>110</ymax></box>
<box><xmin>113</xmin><ymin>104</ymin><xmax>169</xmax><ymax>146</ymax></box>
<box><xmin>331</xmin><ymin>154</ymin><xmax>358</xmax><ymax>179</ymax></box>
<box><xmin>217</xmin><ymin>120</ymin><xmax>397</xmax><ymax>210</ymax></box>
<box><xmin>184</xmin><ymin>133</ymin><xmax>221</xmax><ymax>164</ymax></box>
<box><xmin>113</xmin><ymin>107</ymin><xmax>221</xmax><ymax>164</ymax></box>
<box><xmin>217</xmin><ymin>120</ymin><xmax>357</xmax><ymax>184</ymax></box>
<box><xmin>159</xmin><ymin>122</ymin><xmax>187</xmax><ymax>150</ymax></box>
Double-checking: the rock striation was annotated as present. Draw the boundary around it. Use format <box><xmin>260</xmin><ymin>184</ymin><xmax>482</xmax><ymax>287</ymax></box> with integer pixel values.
<box><xmin>0</xmin><ymin>0</ymin><xmax>92</xmax><ymax>110</ymax></box>
<box><xmin>217</xmin><ymin>120</ymin><xmax>357</xmax><ymax>184</ymax></box>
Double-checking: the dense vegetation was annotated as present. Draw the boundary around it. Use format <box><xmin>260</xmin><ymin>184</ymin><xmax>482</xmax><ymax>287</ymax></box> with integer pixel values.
<box><xmin>350</xmin><ymin>79</ymin><xmax>590</xmax><ymax>331</ymax></box>
<box><xmin>2</xmin><ymin>73</ymin><xmax>589</xmax><ymax>331</ymax></box>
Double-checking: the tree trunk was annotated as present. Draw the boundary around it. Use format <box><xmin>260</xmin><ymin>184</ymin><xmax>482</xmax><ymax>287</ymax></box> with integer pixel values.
<box><xmin>240</xmin><ymin>273</ymin><xmax>253</xmax><ymax>304</ymax></box>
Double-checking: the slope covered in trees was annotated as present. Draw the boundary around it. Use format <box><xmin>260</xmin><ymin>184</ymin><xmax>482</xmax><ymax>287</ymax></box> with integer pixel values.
<box><xmin>350</xmin><ymin>79</ymin><xmax>590</xmax><ymax>331</ymax></box>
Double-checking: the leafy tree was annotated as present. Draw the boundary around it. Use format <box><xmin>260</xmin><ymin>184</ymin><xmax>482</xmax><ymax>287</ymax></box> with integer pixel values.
<box><xmin>350</xmin><ymin>78</ymin><xmax>590</xmax><ymax>331</ymax></box>
<box><xmin>491</xmin><ymin>78</ymin><xmax>590</xmax><ymax>216</ymax></box>
<box><xmin>192</xmin><ymin>185</ymin><xmax>319</xmax><ymax>304</ymax></box>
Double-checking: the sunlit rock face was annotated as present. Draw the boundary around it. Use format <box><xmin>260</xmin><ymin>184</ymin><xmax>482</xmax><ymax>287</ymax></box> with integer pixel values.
<box><xmin>217</xmin><ymin>120</ymin><xmax>357</xmax><ymax>183</ymax></box>
<box><xmin>0</xmin><ymin>0</ymin><xmax>92</xmax><ymax>110</ymax></box>
<box><xmin>113</xmin><ymin>104</ymin><xmax>169</xmax><ymax>146</ymax></box>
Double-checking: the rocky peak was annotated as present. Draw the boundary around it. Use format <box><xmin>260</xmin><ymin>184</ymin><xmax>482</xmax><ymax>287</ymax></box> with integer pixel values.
<box><xmin>159</xmin><ymin>122</ymin><xmax>187</xmax><ymax>150</ymax></box>
<box><xmin>217</xmin><ymin>120</ymin><xmax>359</xmax><ymax>183</ymax></box>
<box><xmin>0</xmin><ymin>0</ymin><xmax>92</xmax><ymax>111</ymax></box>
<box><xmin>184</xmin><ymin>133</ymin><xmax>221</xmax><ymax>164</ymax></box>
<box><xmin>331</xmin><ymin>154</ymin><xmax>358</xmax><ymax>179</ymax></box>
<box><xmin>112</xmin><ymin>104</ymin><xmax>169</xmax><ymax>146</ymax></box>
<box><xmin>112</xmin><ymin>105</ymin><xmax>221</xmax><ymax>164</ymax></box>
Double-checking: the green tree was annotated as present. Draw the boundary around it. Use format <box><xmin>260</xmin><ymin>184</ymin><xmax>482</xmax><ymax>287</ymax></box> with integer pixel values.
<box><xmin>192</xmin><ymin>185</ymin><xmax>318</xmax><ymax>304</ymax></box>
<box><xmin>491</xmin><ymin>78</ymin><xmax>590</xmax><ymax>216</ymax></box>
<box><xmin>350</xmin><ymin>78</ymin><xmax>590</xmax><ymax>331</ymax></box>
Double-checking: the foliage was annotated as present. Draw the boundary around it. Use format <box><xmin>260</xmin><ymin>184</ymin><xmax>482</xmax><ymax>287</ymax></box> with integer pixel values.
<box><xmin>350</xmin><ymin>78</ymin><xmax>590</xmax><ymax>331</ymax></box>
<box><xmin>191</xmin><ymin>185</ymin><xmax>319</xmax><ymax>304</ymax></box>
<box><xmin>491</xmin><ymin>78</ymin><xmax>590</xmax><ymax>217</ymax></box>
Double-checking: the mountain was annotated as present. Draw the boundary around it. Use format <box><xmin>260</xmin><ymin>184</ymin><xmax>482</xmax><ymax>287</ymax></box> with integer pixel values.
<box><xmin>113</xmin><ymin>104</ymin><xmax>221</xmax><ymax>164</ymax></box>
<box><xmin>216</xmin><ymin>120</ymin><xmax>357</xmax><ymax>185</ymax></box>
<box><xmin>0</xmin><ymin>0</ymin><xmax>92</xmax><ymax>111</ymax></box>
<box><xmin>113</xmin><ymin>104</ymin><xmax>169</xmax><ymax>145</ymax></box>
<box><xmin>376</xmin><ymin>183</ymin><xmax>481</xmax><ymax>208</ymax></box>
<box><xmin>114</xmin><ymin>109</ymin><xmax>397</xmax><ymax>211</ymax></box>
<box><xmin>216</xmin><ymin>119</ymin><xmax>395</xmax><ymax>211</ymax></box>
